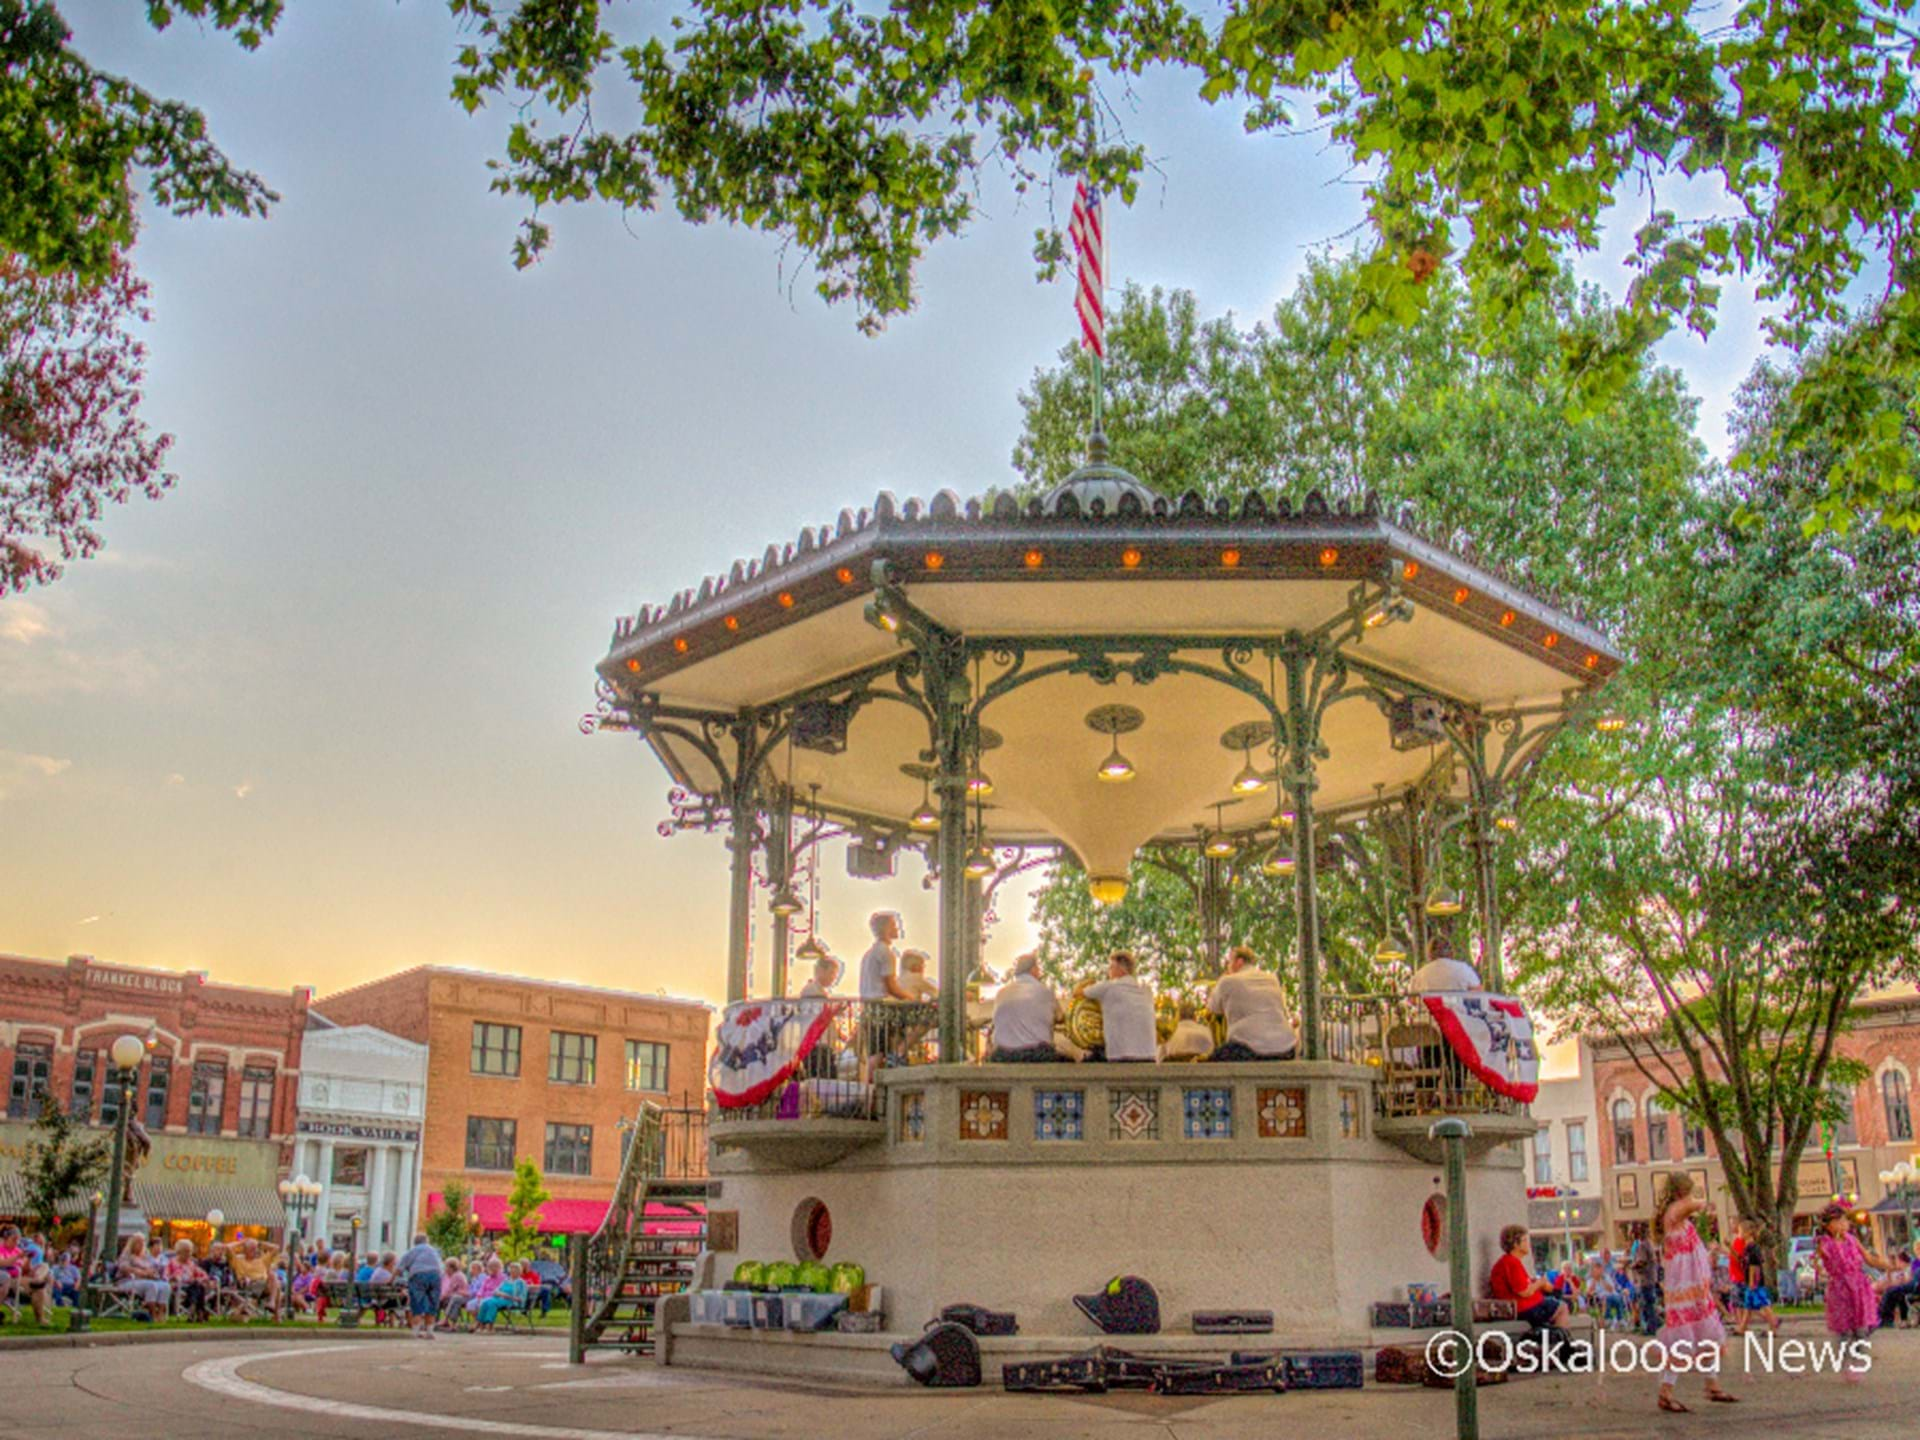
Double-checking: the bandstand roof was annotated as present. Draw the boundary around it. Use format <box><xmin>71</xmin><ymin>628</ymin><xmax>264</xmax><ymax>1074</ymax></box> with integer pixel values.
<box><xmin>597</xmin><ymin>483</ymin><xmax>1621</xmax><ymax>873</ymax></box>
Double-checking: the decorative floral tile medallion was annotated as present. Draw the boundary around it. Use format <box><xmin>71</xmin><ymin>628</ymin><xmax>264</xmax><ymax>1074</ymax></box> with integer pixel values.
<box><xmin>1034</xmin><ymin>1089</ymin><xmax>1085</xmax><ymax>1142</ymax></box>
<box><xmin>1183</xmin><ymin>1086</ymin><xmax>1233</xmax><ymax>1140</ymax></box>
<box><xmin>958</xmin><ymin>1089</ymin><xmax>1009</xmax><ymax>1141</ymax></box>
<box><xmin>1257</xmin><ymin>1086</ymin><xmax>1308</xmax><ymax>1138</ymax></box>
<box><xmin>1108</xmin><ymin>1087</ymin><xmax>1160</xmax><ymax>1141</ymax></box>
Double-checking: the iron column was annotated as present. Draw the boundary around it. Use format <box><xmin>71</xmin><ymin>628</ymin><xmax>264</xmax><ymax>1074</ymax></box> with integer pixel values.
<box><xmin>1283</xmin><ymin>642</ymin><xmax>1323</xmax><ymax>1060</ymax></box>
<box><xmin>1433</xmin><ymin>1116</ymin><xmax>1479</xmax><ymax>1440</ymax></box>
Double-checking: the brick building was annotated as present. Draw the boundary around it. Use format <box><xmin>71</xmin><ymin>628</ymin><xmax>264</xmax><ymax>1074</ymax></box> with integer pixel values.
<box><xmin>0</xmin><ymin>953</ymin><xmax>309</xmax><ymax>1243</ymax></box>
<box><xmin>315</xmin><ymin>967</ymin><xmax>709</xmax><ymax>1236</ymax></box>
<box><xmin>1592</xmin><ymin>992</ymin><xmax>1920</xmax><ymax>1251</ymax></box>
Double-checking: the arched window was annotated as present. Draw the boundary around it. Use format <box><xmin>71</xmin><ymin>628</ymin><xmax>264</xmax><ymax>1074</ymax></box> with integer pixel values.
<box><xmin>1612</xmin><ymin>1097</ymin><xmax>1636</xmax><ymax>1165</ymax></box>
<box><xmin>1646</xmin><ymin>1097</ymin><xmax>1670</xmax><ymax>1161</ymax></box>
<box><xmin>1885</xmin><ymin>1071</ymin><xmax>1913</xmax><ymax>1143</ymax></box>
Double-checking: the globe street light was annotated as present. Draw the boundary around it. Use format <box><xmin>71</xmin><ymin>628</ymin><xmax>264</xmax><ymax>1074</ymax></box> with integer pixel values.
<box><xmin>96</xmin><ymin>1033</ymin><xmax>147</xmax><ymax>1297</ymax></box>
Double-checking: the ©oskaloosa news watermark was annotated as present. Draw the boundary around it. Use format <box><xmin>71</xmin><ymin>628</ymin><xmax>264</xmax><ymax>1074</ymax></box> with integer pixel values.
<box><xmin>1424</xmin><ymin>1328</ymin><xmax>1873</xmax><ymax>1379</ymax></box>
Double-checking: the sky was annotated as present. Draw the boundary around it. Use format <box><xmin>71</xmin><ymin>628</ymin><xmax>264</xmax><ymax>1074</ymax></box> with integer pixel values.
<box><xmin>1</xmin><ymin>2</ymin><xmax>1783</xmax><ymax>1020</ymax></box>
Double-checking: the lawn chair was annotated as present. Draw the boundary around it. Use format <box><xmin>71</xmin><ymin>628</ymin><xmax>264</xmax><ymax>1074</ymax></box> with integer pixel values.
<box><xmin>496</xmin><ymin>1286</ymin><xmax>538</xmax><ymax>1336</ymax></box>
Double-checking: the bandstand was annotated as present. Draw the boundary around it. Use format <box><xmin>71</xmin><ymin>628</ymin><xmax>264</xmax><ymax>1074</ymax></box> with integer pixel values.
<box><xmin>584</xmin><ymin>459</ymin><xmax>1621</xmax><ymax>1377</ymax></box>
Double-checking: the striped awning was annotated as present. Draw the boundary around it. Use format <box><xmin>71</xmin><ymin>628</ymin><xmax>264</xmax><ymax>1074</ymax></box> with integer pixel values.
<box><xmin>132</xmin><ymin>1178</ymin><xmax>286</xmax><ymax>1228</ymax></box>
<box><xmin>0</xmin><ymin>1172</ymin><xmax>94</xmax><ymax>1218</ymax></box>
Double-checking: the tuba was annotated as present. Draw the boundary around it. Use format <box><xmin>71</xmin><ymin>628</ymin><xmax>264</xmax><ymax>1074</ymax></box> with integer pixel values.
<box><xmin>1062</xmin><ymin>994</ymin><xmax>1104</xmax><ymax>1051</ymax></box>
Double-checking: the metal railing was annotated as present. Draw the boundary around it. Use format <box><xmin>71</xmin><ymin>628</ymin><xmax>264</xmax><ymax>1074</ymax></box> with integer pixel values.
<box><xmin>708</xmin><ymin>998</ymin><xmax>939</xmax><ymax>1123</ymax></box>
<box><xmin>1320</xmin><ymin>992</ymin><xmax>1527</xmax><ymax>1118</ymax></box>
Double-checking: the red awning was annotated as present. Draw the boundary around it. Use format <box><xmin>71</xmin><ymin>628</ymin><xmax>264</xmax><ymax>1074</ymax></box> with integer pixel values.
<box><xmin>429</xmin><ymin>1193</ymin><xmax>703</xmax><ymax>1236</ymax></box>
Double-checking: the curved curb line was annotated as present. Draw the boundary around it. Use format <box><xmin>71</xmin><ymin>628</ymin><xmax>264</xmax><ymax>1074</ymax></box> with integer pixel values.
<box><xmin>183</xmin><ymin>1345</ymin><xmax>727</xmax><ymax>1440</ymax></box>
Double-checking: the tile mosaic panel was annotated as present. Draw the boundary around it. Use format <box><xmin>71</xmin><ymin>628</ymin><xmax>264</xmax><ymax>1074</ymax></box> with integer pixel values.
<box><xmin>898</xmin><ymin>1090</ymin><xmax>925</xmax><ymax>1143</ymax></box>
<box><xmin>1108</xmin><ymin>1087</ymin><xmax>1160</xmax><ymax>1142</ymax></box>
<box><xmin>1339</xmin><ymin>1086</ymin><xmax>1365</xmax><ymax>1139</ymax></box>
<box><xmin>1034</xmin><ymin>1089</ymin><xmax>1085</xmax><ymax>1142</ymax></box>
<box><xmin>1257</xmin><ymin>1086</ymin><xmax>1308</xmax><ymax>1138</ymax></box>
<box><xmin>1183</xmin><ymin>1086</ymin><xmax>1234</xmax><ymax>1140</ymax></box>
<box><xmin>958</xmin><ymin>1089</ymin><xmax>1009</xmax><ymax>1141</ymax></box>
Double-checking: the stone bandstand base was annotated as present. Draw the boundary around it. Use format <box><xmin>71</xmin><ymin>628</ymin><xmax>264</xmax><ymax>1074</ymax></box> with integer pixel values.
<box><xmin>687</xmin><ymin>1060</ymin><xmax>1531</xmax><ymax>1374</ymax></box>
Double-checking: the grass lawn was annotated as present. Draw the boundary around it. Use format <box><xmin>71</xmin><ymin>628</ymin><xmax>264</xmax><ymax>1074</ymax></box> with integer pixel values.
<box><xmin>0</xmin><ymin>1312</ymin><xmax>288</xmax><ymax>1338</ymax></box>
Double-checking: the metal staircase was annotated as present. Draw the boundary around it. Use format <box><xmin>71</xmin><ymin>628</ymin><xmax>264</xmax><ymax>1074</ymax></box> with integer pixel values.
<box><xmin>571</xmin><ymin>1100</ymin><xmax>713</xmax><ymax>1357</ymax></box>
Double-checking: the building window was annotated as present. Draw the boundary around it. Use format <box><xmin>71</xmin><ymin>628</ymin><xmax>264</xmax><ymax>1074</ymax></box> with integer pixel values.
<box><xmin>7</xmin><ymin>1040</ymin><xmax>52</xmax><ymax>1119</ymax></box>
<box><xmin>1611</xmin><ymin>1097</ymin><xmax>1636</xmax><ymax>1165</ymax></box>
<box><xmin>144</xmin><ymin>1056</ymin><xmax>171</xmax><ymax>1129</ymax></box>
<box><xmin>1829</xmin><ymin>1084</ymin><xmax>1858</xmax><ymax>1146</ymax></box>
<box><xmin>1616</xmin><ymin>1173</ymin><xmax>1639</xmax><ymax>1210</ymax></box>
<box><xmin>1682</xmin><ymin>1121</ymin><xmax>1707</xmax><ymax>1157</ymax></box>
<box><xmin>187</xmin><ymin>1061</ymin><xmax>226</xmax><ymax>1135</ymax></box>
<box><xmin>69</xmin><ymin>1049</ymin><xmax>99</xmax><ymax>1121</ymax></box>
<box><xmin>470</xmin><ymin>1023</ymin><xmax>522</xmax><ymax>1077</ymax></box>
<box><xmin>545</xmin><ymin>1122</ymin><xmax>593</xmax><ymax>1176</ymax></box>
<box><xmin>238</xmin><ymin>1066</ymin><xmax>275</xmax><ymax>1139</ymax></box>
<box><xmin>1531</xmin><ymin>1127</ymin><xmax>1553</xmax><ymax>1186</ymax></box>
<box><xmin>624</xmin><ymin>1040</ymin><xmax>669</xmax><ymax>1093</ymax></box>
<box><xmin>1884</xmin><ymin>1071</ymin><xmax>1913</xmax><ymax>1143</ymax></box>
<box><xmin>331</xmin><ymin>1147</ymin><xmax>368</xmax><ymax>1186</ymax></box>
<box><xmin>1646</xmin><ymin>1098</ymin><xmax>1669</xmax><ymax>1162</ymax></box>
<box><xmin>548</xmin><ymin>1031</ymin><xmax>596</xmax><ymax>1086</ymax></box>
<box><xmin>465</xmin><ymin>1116</ymin><xmax>517</xmax><ymax>1171</ymax></box>
<box><xmin>1567</xmin><ymin>1121</ymin><xmax>1589</xmax><ymax>1182</ymax></box>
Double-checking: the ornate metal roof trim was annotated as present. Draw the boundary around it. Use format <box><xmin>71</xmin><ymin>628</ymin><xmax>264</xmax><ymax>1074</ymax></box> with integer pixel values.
<box><xmin>602</xmin><ymin>488</ymin><xmax>1621</xmax><ymax>690</ymax></box>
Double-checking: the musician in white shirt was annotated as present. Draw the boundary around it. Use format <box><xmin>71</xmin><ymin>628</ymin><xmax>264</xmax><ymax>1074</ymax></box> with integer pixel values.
<box><xmin>1205</xmin><ymin>945</ymin><xmax>1299</xmax><ymax>1061</ymax></box>
<box><xmin>1074</xmin><ymin>951</ymin><xmax>1157</xmax><ymax>1062</ymax></box>
<box><xmin>989</xmin><ymin>953</ymin><xmax>1068</xmax><ymax>1062</ymax></box>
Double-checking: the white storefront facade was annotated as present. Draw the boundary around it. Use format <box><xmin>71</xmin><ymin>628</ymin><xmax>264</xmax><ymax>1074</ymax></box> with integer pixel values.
<box><xmin>295</xmin><ymin>1022</ymin><xmax>428</xmax><ymax>1254</ymax></box>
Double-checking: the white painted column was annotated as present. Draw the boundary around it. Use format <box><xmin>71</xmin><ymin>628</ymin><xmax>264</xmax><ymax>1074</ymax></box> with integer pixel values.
<box><xmin>369</xmin><ymin>1144</ymin><xmax>391</xmax><ymax>1250</ymax></box>
<box><xmin>395</xmin><ymin>1142</ymin><xmax>418</xmax><ymax>1242</ymax></box>
<box><xmin>316</xmin><ymin>1138</ymin><xmax>337</xmax><ymax>1244</ymax></box>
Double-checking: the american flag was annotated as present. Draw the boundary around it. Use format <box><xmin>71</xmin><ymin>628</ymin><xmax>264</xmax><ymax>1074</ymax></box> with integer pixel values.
<box><xmin>1070</xmin><ymin>178</ymin><xmax>1105</xmax><ymax>358</ymax></box>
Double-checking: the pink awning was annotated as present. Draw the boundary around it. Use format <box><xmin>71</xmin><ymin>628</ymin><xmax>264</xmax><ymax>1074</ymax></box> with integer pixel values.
<box><xmin>429</xmin><ymin>1192</ymin><xmax>704</xmax><ymax>1236</ymax></box>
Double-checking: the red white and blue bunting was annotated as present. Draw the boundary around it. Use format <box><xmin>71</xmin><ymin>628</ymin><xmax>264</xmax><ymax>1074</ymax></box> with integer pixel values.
<box><xmin>1421</xmin><ymin>993</ymin><xmax>1540</xmax><ymax>1103</ymax></box>
<box><xmin>709</xmin><ymin>999</ymin><xmax>841</xmax><ymax>1109</ymax></box>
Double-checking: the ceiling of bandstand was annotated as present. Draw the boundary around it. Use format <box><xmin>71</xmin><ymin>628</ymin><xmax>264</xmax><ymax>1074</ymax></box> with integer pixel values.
<box><xmin>637</xmin><ymin>574</ymin><xmax>1595</xmax><ymax>878</ymax></box>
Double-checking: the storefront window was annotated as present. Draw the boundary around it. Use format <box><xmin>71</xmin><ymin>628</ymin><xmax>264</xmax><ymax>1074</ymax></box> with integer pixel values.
<box><xmin>331</xmin><ymin>1147</ymin><xmax>368</xmax><ymax>1186</ymax></box>
<box><xmin>69</xmin><ymin>1049</ymin><xmax>98</xmax><ymax>1121</ymax></box>
<box><xmin>545</xmin><ymin>1122</ymin><xmax>593</xmax><ymax>1176</ymax></box>
<box><xmin>625</xmin><ymin>1040</ymin><xmax>669</xmax><ymax>1093</ymax></box>
<box><xmin>145</xmin><ymin>1056</ymin><xmax>171</xmax><ymax>1129</ymax></box>
<box><xmin>187</xmin><ymin>1060</ymin><xmax>226</xmax><ymax>1135</ymax></box>
<box><xmin>7</xmin><ymin>1041</ymin><xmax>52</xmax><ymax>1118</ymax></box>
<box><xmin>548</xmin><ymin>1031</ymin><xmax>596</xmax><ymax>1085</ymax></box>
<box><xmin>238</xmin><ymin>1066</ymin><xmax>275</xmax><ymax>1138</ymax></box>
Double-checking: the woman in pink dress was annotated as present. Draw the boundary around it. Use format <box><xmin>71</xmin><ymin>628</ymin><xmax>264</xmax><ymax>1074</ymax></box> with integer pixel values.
<box><xmin>1816</xmin><ymin>1200</ymin><xmax>1894</xmax><ymax>1379</ymax></box>
<box><xmin>1654</xmin><ymin>1173</ymin><xmax>1738</xmax><ymax>1412</ymax></box>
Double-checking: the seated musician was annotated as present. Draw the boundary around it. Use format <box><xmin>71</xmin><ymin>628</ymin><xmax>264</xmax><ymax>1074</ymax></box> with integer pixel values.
<box><xmin>1160</xmin><ymin>999</ymin><xmax>1214</xmax><ymax>1061</ymax></box>
<box><xmin>988</xmin><ymin>953</ymin><xmax>1068</xmax><ymax>1062</ymax></box>
<box><xmin>897</xmin><ymin>949</ymin><xmax>939</xmax><ymax>1000</ymax></box>
<box><xmin>797</xmin><ymin>952</ymin><xmax>841</xmax><ymax>999</ymax></box>
<box><xmin>1410</xmin><ymin>940</ymin><xmax>1482</xmax><ymax>994</ymax></box>
<box><xmin>1205</xmin><ymin>945</ymin><xmax>1298</xmax><ymax>1061</ymax></box>
<box><xmin>1072</xmin><ymin>950</ymin><xmax>1156</xmax><ymax>1062</ymax></box>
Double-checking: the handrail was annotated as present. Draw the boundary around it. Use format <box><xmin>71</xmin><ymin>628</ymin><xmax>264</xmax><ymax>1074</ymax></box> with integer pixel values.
<box><xmin>1320</xmin><ymin>992</ymin><xmax>1527</xmax><ymax>1118</ymax></box>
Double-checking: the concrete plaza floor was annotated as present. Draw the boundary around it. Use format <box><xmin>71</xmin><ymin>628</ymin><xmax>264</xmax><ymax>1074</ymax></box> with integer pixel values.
<box><xmin>1</xmin><ymin>1325</ymin><xmax>1915</xmax><ymax>1440</ymax></box>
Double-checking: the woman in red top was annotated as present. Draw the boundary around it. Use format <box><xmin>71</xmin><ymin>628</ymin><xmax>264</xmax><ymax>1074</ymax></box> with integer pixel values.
<box><xmin>1490</xmin><ymin>1224</ymin><xmax>1569</xmax><ymax>1329</ymax></box>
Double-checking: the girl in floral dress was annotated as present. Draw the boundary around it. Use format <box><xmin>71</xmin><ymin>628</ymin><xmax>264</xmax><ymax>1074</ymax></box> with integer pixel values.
<box><xmin>1654</xmin><ymin>1174</ymin><xmax>1738</xmax><ymax>1412</ymax></box>
<box><xmin>1816</xmin><ymin>1201</ymin><xmax>1894</xmax><ymax>1381</ymax></box>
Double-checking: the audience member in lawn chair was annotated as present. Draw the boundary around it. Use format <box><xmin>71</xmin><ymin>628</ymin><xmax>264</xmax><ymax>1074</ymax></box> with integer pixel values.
<box><xmin>436</xmin><ymin>1257</ymin><xmax>471</xmax><ymax>1330</ymax></box>
<box><xmin>473</xmin><ymin>1261</ymin><xmax>532</xmax><ymax>1333</ymax></box>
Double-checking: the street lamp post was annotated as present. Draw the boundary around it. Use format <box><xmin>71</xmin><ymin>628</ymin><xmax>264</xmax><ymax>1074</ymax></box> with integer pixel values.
<box><xmin>96</xmin><ymin>1033</ymin><xmax>148</xmax><ymax>1302</ymax></box>
<box><xmin>1880</xmin><ymin>1161</ymin><xmax>1919</xmax><ymax>1253</ymax></box>
<box><xmin>69</xmin><ymin>1188</ymin><xmax>107</xmax><ymax>1334</ymax></box>
<box><xmin>277</xmin><ymin>1175</ymin><xmax>321</xmax><ymax>1322</ymax></box>
<box><xmin>1558</xmin><ymin>1203</ymin><xmax>1577</xmax><ymax>1273</ymax></box>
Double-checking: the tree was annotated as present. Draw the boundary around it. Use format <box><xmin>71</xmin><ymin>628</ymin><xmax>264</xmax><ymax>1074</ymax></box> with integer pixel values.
<box><xmin>1</xmin><ymin>245</ymin><xmax>173</xmax><ymax>590</ymax></box>
<box><xmin>10</xmin><ymin>1</ymin><xmax>1916</xmax><ymax>530</ymax></box>
<box><xmin>1511</xmin><ymin>344</ymin><xmax>1920</xmax><ymax>1249</ymax></box>
<box><xmin>423</xmin><ymin>1178</ymin><xmax>475</xmax><ymax>1255</ymax></box>
<box><xmin>1</xmin><ymin>0</ymin><xmax>275</xmax><ymax>284</ymax></box>
<box><xmin>18</xmin><ymin>1093</ymin><xmax>109</xmax><ymax>1239</ymax></box>
<box><xmin>498</xmin><ymin>1157</ymin><xmax>549</xmax><ymax>1264</ymax></box>
<box><xmin>1016</xmin><ymin>261</ymin><xmax>1708</xmax><ymax>981</ymax></box>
